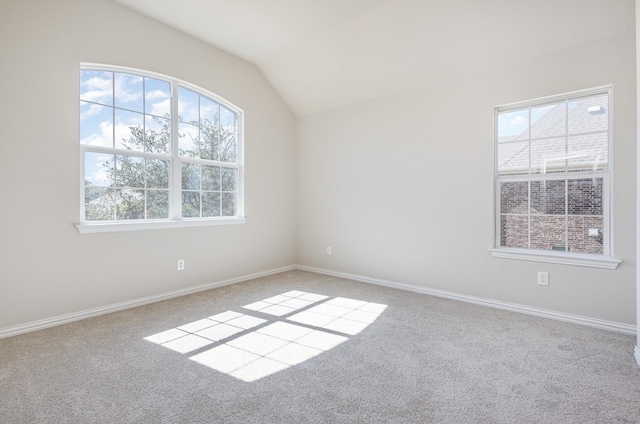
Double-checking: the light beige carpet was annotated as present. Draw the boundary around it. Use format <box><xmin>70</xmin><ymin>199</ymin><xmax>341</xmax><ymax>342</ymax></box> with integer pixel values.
<box><xmin>1</xmin><ymin>270</ymin><xmax>639</xmax><ymax>423</ymax></box>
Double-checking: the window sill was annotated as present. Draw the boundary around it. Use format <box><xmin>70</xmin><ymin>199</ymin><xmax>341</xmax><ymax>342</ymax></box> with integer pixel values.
<box><xmin>76</xmin><ymin>217</ymin><xmax>247</xmax><ymax>234</ymax></box>
<box><xmin>489</xmin><ymin>248</ymin><xmax>620</xmax><ymax>269</ymax></box>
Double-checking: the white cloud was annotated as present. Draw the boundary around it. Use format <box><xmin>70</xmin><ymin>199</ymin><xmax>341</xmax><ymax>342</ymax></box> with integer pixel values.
<box><xmin>81</xmin><ymin>76</ymin><xmax>111</xmax><ymax>103</ymax></box>
<box><xmin>114</xmin><ymin>74</ymin><xmax>142</xmax><ymax>105</ymax></box>
<box><xmin>150</xmin><ymin>99</ymin><xmax>171</xmax><ymax>117</ymax></box>
<box><xmin>81</xmin><ymin>120</ymin><xmax>113</xmax><ymax>147</ymax></box>
<box><xmin>80</xmin><ymin>103</ymin><xmax>106</xmax><ymax>121</ymax></box>
<box><xmin>510</xmin><ymin>115</ymin><xmax>526</xmax><ymax>126</ymax></box>
<box><xmin>90</xmin><ymin>164</ymin><xmax>111</xmax><ymax>186</ymax></box>
<box><xmin>85</xmin><ymin>152</ymin><xmax>113</xmax><ymax>186</ymax></box>
<box><xmin>146</xmin><ymin>89</ymin><xmax>169</xmax><ymax>101</ymax></box>
<box><xmin>178</xmin><ymin>97</ymin><xmax>199</xmax><ymax>121</ymax></box>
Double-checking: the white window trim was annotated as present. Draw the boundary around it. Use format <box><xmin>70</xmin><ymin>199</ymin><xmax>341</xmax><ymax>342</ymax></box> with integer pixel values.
<box><xmin>490</xmin><ymin>85</ymin><xmax>620</xmax><ymax>269</ymax></box>
<box><xmin>489</xmin><ymin>247</ymin><xmax>620</xmax><ymax>269</ymax></box>
<box><xmin>76</xmin><ymin>217</ymin><xmax>247</xmax><ymax>234</ymax></box>
<box><xmin>76</xmin><ymin>63</ymin><xmax>245</xmax><ymax>234</ymax></box>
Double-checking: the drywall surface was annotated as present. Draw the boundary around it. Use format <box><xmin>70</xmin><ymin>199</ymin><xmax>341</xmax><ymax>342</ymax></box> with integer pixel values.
<box><xmin>636</xmin><ymin>0</ymin><xmax>640</xmax><ymax>350</ymax></box>
<box><xmin>0</xmin><ymin>0</ymin><xmax>296</xmax><ymax>329</ymax></box>
<box><xmin>297</xmin><ymin>31</ymin><xmax>637</xmax><ymax>325</ymax></box>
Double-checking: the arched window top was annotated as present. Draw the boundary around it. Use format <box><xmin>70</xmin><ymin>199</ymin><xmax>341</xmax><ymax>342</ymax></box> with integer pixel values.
<box><xmin>77</xmin><ymin>64</ymin><xmax>245</xmax><ymax>234</ymax></box>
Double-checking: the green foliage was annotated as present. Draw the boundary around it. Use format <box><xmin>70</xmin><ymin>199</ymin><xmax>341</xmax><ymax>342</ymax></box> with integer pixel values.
<box><xmin>85</xmin><ymin>114</ymin><xmax>238</xmax><ymax>221</ymax></box>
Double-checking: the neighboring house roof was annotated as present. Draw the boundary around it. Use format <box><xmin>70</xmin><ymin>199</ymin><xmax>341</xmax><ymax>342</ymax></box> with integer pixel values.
<box><xmin>498</xmin><ymin>95</ymin><xmax>608</xmax><ymax>175</ymax></box>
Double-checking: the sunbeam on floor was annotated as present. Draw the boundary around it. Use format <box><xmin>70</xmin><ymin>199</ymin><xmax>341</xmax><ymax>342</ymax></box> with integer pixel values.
<box><xmin>144</xmin><ymin>290</ymin><xmax>387</xmax><ymax>382</ymax></box>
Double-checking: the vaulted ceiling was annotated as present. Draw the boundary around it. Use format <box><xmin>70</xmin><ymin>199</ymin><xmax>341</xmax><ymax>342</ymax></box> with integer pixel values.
<box><xmin>113</xmin><ymin>0</ymin><xmax>634</xmax><ymax>116</ymax></box>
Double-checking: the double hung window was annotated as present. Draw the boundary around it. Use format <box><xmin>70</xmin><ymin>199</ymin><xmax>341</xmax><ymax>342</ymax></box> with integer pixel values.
<box><xmin>492</xmin><ymin>87</ymin><xmax>619</xmax><ymax>268</ymax></box>
<box><xmin>78</xmin><ymin>64</ymin><xmax>244</xmax><ymax>233</ymax></box>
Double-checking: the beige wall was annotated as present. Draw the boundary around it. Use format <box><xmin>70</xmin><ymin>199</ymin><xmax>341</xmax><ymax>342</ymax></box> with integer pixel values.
<box><xmin>0</xmin><ymin>0</ymin><xmax>297</xmax><ymax>329</ymax></box>
<box><xmin>636</xmin><ymin>0</ymin><xmax>640</xmax><ymax>352</ymax></box>
<box><xmin>0</xmin><ymin>0</ymin><xmax>635</xmax><ymax>333</ymax></box>
<box><xmin>297</xmin><ymin>31</ymin><xmax>637</xmax><ymax>325</ymax></box>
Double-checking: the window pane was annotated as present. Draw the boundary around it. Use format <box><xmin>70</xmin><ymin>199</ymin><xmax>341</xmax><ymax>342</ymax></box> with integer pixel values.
<box><xmin>221</xmin><ymin>168</ymin><xmax>237</xmax><ymax>192</ymax></box>
<box><xmin>202</xmin><ymin>166</ymin><xmax>220</xmax><ymax>191</ymax></box>
<box><xmin>568</xmin><ymin>95</ymin><xmax>608</xmax><ymax>135</ymax></box>
<box><xmin>116</xmin><ymin>155</ymin><xmax>144</xmax><ymax>188</ymax></box>
<box><xmin>146</xmin><ymin>159</ymin><xmax>169</xmax><ymax>188</ymax></box>
<box><xmin>497</xmin><ymin>141</ymin><xmax>528</xmax><ymax>175</ymax></box>
<box><xmin>179</xmin><ymin>122</ymin><xmax>199</xmax><ymax>158</ymax></box>
<box><xmin>202</xmin><ymin>192</ymin><xmax>221</xmax><ymax>217</ymax></box>
<box><xmin>115</xmin><ymin>109</ymin><xmax>144</xmax><ymax>151</ymax></box>
<box><xmin>114</xmin><ymin>73</ymin><xmax>143</xmax><ymax>112</ymax></box>
<box><xmin>497</xmin><ymin>109</ymin><xmax>529</xmax><ymax>141</ymax></box>
<box><xmin>85</xmin><ymin>152</ymin><xmax>114</xmax><ymax>187</ymax></box>
<box><xmin>221</xmin><ymin>193</ymin><xmax>236</xmax><ymax>216</ymax></box>
<box><xmin>500</xmin><ymin>215</ymin><xmax>528</xmax><ymax>248</ymax></box>
<box><xmin>530</xmin><ymin>216</ymin><xmax>566</xmax><ymax>251</ymax></box>
<box><xmin>531</xmin><ymin>180</ymin><xmax>565</xmax><ymax>215</ymax></box>
<box><xmin>500</xmin><ymin>182</ymin><xmax>528</xmax><ymax>214</ymax></box>
<box><xmin>568</xmin><ymin>217</ymin><xmax>603</xmax><ymax>254</ymax></box>
<box><xmin>178</xmin><ymin>87</ymin><xmax>199</xmax><ymax>124</ymax></box>
<box><xmin>145</xmin><ymin>78</ymin><xmax>171</xmax><ymax>117</ymax></box>
<box><xmin>530</xmin><ymin>103</ymin><xmax>565</xmax><ymax>140</ymax></box>
<box><xmin>182</xmin><ymin>191</ymin><xmax>200</xmax><ymax>217</ymax></box>
<box><xmin>85</xmin><ymin>187</ymin><xmax>114</xmax><ymax>221</ymax></box>
<box><xmin>80</xmin><ymin>70</ymin><xmax>112</xmax><ymax>106</ymax></box>
<box><xmin>530</xmin><ymin>138</ymin><xmax>565</xmax><ymax>174</ymax></box>
<box><xmin>568</xmin><ymin>178</ymin><xmax>603</xmax><ymax>216</ymax></box>
<box><xmin>146</xmin><ymin>116</ymin><xmax>170</xmax><ymax>153</ymax></box>
<box><xmin>568</xmin><ymin>133</ymin><xmax>608</xmax><ymax>172</ymax></box>
<box><xmin>220</xmin><ymin>133</ymin><xmax>237</xmax><ymax>163</ymax></box>
<box><xmin>200</xmin><ymin>118</ymin><xmax>220</xmax><ymax>161</ymax></box>
<box><xmin>116</xmin><ymin>189</ymin><xmax>145</xmax><ymax>220</ymax></box>
<box><xmin>147</xmin><ymin>190</ymin><xmax>169</xmax><ymax>219</ymax></box>
<box><xmin>182</xmin><ymin>163</ymin><xmax>200</xmax><ymax>190</ymax></box>
<box><xmin>80</xmin><ymin>101</ymin><xmax>113</xmax><ymax>147</ymax></box>
<box><xmin>220</xmin><ymin>106</ymin><xmax>238</xmax><ymax>162</ymax></box>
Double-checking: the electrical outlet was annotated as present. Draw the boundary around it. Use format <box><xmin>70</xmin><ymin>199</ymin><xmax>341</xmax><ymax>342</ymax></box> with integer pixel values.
<box><xmin>177</xmin><ymin>259</ymin><xmax>185</xmax><ymax>271</ymax></box>
<box><xmin>537</xmin><ymin>271</ymin><xmax>549</xmax><ymax>286</ymax></box>
<box><xmin>326</xmin><ymin>246</ymin><xmax>332</xmax><ymax>256</ymax></box>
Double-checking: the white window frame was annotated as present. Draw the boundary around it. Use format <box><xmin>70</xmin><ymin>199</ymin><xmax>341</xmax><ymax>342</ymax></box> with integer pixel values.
<box><xmin>489</xmin><ymin>86</ymin><xmax>620</xmax><ymax>269</ymax></box>
<box><xmin>76</xmin><ymin>63</ymin><xmax>246</xmax><ymax>234</ymax></box>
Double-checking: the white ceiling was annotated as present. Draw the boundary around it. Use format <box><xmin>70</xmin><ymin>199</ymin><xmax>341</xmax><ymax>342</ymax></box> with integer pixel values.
<box><xmin>113</xmin><ymin>0</ymin><xmax>634</xmax><ymax>116</ymax></box>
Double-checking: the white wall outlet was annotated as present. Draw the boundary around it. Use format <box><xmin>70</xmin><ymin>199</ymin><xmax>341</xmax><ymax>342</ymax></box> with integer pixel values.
<box><xmin>537</xmin><ymin>271</ymin><xmax>549</xmax><ymax>286</ymax></box>
<box><xmin>177</xmin><ymin>259</ymin><xmax>185</xmax><ymax>271</ymax></box>
<box><xmin>326</xmin><ymin>246</ymin><xmax>332</xmax><ymax>256</ymax></box>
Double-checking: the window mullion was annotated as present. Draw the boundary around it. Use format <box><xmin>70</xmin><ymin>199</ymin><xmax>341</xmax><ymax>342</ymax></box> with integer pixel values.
<box><xmin>527</xmin><ymin>181</ymin><xmax>531</xmax><ymax>249</ymax></box>
<box><xmin>170</xmin><ymin>81</ymin><xmax>182</xmax><ymax>220</ymax></box>
<box><xmin>564</xmin><ymin>101</ymin><xmax>569</xmax><ymax>252</ymax></box>
<box><xmin>565</xmin><ymin>179</ymin><xmax>569</xmax><ymax>252</ymax></box>
<box><xmin>527</xmin><ymin>108</ymin><xmax>532</xmax><ymax>249</ymax></box>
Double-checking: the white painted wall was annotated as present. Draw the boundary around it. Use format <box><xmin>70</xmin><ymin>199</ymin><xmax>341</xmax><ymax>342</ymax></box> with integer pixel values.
<box><xmin>297</xmin><ymin>31</ymin><xmax>637</xmax><ymax>325</ymax></box>
<box><xmin>636</xmin><ymin>0</ymin><xmax>640</xmax><ymax>363</ymax></box>
<box><xmin>0</xmin><ymin>0</ymin><xmax>635</xmax><ymax>335</ymax></box>
<box><xmin>0</xmin><ymin>0</ymin><xmax>296</xmax><ymax>330</ymax></box>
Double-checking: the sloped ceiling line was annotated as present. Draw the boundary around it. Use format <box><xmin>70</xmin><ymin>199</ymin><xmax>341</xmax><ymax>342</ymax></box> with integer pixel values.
<box><xmin>114</xmin><ymin>0</ymin><xmax>634</xmax><ymax>116</ymax></box>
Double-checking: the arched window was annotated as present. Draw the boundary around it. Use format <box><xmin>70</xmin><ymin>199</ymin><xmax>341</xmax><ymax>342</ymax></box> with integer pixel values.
<box><xmin>78</xmin><ymin>64</ymin><xmax>244</xmax><ymax>233</ymax></box>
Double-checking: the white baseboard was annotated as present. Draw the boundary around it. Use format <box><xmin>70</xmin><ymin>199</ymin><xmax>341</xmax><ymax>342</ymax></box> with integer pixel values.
<box><xmin>0</xmin><ymin>265</ymin><xmax>296</xmax><ymax>340</ymax></box>
<box><xmin>635</xmin><ymin>346</ymin><xmax>640</xmax><ymax>368</ymax></box>
<box><xmin>296</xmin><ymin>265</ymin><xmax>637</xmax><ymax>336</ymax></box>
<box><xmin>3</xmin><ymin>263</ymin><xmax>636</xmax><ymax>341</ymax></box>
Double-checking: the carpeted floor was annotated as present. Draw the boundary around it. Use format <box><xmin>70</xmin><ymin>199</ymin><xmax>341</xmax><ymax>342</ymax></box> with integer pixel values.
<box><xmin>1</xmin><ymin>270</ymin><xmax>639</xmax><ymax>423</ymax></box>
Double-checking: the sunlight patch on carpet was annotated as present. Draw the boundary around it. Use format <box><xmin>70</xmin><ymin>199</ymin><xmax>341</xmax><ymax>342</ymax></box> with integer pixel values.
<box><xmin>144</xmin><ymin>291</ymin><xmax>387</xmax><ymax>382</ymax></box>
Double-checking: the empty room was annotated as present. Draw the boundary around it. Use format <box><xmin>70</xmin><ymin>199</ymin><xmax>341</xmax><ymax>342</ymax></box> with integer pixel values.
<box><xmin>1</xmin><ymin>0</ymin><xmax>640</xmax><ymax>422</ymax></box>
